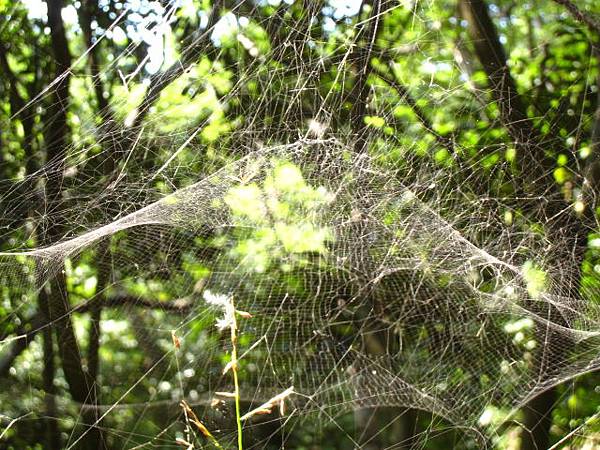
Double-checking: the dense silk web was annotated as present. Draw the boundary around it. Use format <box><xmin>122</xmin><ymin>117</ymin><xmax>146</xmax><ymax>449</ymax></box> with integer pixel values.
<box><xmin>1</xmin><ymin>0</ymin><xmax>600</xmax><ymax>448</ymax></box>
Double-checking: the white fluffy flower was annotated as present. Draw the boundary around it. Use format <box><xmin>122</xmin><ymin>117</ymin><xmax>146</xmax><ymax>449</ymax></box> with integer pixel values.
<box><xmin>203</xmin><ymin>290</ymin><xmax>230</xmax><ymax>307</ymax></box>
<box><xmin>216</xmin><ymin>316</ymin><xmax>235</xmax><ymax>332</ymax></box>
<box><xmin>204</xmin><ymin>290</ymin><xmax>235</xmax><ymax>331</ymax></box>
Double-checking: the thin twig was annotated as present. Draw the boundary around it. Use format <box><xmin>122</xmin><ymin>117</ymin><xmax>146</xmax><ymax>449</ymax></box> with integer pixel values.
<box><xmin>552</xmin><ymin>0</ymin><xmax>600</xmax><ymax>35</ymax></box>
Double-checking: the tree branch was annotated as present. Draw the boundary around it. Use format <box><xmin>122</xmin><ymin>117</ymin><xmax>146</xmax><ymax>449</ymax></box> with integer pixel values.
<box><xmin>0</xmin><ymin>295</ymin><xmax>194</xmax><ymax>378</ymax></box>
<box><xmin>128</xmin><ymin>0</ymin><xmax>223</xmax><ymax>131</ymax></box>
<box><xmin>583</xmin><ymin>45</ymin><xmax>600</xmax><ymax>206</ymax></box>
<box><xmin>371</xmin><ymin>66</ymin><xmax>455</xmax><ymax>153</ymax></box>
<box><xmin>458</xmin><ymin>0</ymin><xmax>556</xmax><ymax>181</ymax></box>
<box><xmin>552</xmin><ymin>0</ymin><xmax>600</xmax><ymax>35</ymax></box>
<box><xmin>349</xmin><ymin>0</ymin><xmax>386</xmax><ymax>154</ymax></box>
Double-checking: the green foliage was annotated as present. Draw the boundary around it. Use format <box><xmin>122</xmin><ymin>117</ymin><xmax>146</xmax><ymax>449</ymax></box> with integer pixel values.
<box><xmin>522</xmin><ymin>261</ymin><xmax>547</xmax><ymax>299</ymax></box>
<box><xmin>223</xmin><ymin>160</ymin><xmax>333</xmax><ymax>273</ymax></box>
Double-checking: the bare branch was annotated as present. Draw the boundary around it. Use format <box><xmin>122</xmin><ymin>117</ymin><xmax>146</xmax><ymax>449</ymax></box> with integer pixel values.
<box><xmin>552</xmin><ymin>0</ymin><xmax>600</xmax><ymax>35</ymax></box>
<box><xmin>129</xmin><ymin>0</ymin><xmax>223</xmax><ymax>131</ymax></box>
<box><xmin>371</xmin><ymin>67</ymin><xmax>455</xmax><ymax>153</ymax></box>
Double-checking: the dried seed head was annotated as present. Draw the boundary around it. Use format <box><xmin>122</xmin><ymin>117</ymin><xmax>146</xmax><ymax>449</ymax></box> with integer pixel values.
<box><xmin>171</xmin><ymin>330</ymin><xmax>181</xmax><ymax>349</ymax></box>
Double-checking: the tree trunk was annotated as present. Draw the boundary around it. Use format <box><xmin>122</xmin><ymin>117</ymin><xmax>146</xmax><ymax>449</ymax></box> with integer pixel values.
<box><xmin>520</xmin><ymin>388</ymin><xmax>556</xmax><ymax>450</ymax></box>
<box><xmin>348</xmin><ymin>4</ymin><xmax>418</xmax><ymax>448</ymax></box>
<box><xmin>0</xmin><ymin>40</ymin><xmax>61</xmax><ymax>449</ymax></box>
<box><xmin>39</xmin><ymin>286</ymin><xmax>61</xmax><ymax>450</ymax></box>
<box><xmin>457</xmin><ymin>2</ymin><xmax>589</xmax><ymax>449</ymax></box>
<box><xmin>349</xmin><ymin>0</ymin><xmax>383</xmax><ymax>154</ymax></box>
<box><xmin>45</xmin><ymin>0</ymin><xmax>103</xmax><ymax>447</ymax></box>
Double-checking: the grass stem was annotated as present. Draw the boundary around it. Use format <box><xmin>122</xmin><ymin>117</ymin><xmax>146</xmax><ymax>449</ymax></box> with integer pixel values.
<box><xmin>230</xmin><ymin>299</ymin><xmax>243</xmax><ymax>450</ymax></box>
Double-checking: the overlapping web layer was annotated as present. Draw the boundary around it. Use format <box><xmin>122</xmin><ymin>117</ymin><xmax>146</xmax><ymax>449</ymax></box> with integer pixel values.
<box><xmin>2</xmin><ymin>138</ymin><xmax>600</xmax><ymax>447</ymax></box>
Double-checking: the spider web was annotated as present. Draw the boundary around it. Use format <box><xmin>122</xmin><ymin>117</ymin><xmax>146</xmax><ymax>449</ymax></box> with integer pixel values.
<box><xmin>1</xmin><ymin>0</ymin><xmax>600</xmax><ymax>449</ymax></box>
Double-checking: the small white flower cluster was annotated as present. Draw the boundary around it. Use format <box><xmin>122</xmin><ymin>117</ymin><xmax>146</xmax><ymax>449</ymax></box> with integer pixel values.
<box><xmin>203</xmin><ymin>290</ymin><xmax>236</xmax><ymax>331</ymax></box>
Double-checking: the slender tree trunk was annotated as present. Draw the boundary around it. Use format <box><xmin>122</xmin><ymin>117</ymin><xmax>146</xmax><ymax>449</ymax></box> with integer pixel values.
<box><xmin>457</xmin><ymin>0</ymin><xmax>555</xmax><ymax>182</ymax></box>
<box><xmin>349</xmin><ymin>3</ymin><xmax>381</xmax><ymax>444</ymax></box>
<box><xmin>84</xmin><ymin>241</ymin><xmax>109</xmax><ymax>450</ymax></box>
<box><xmin>39</xmin><ymin>287</ymin><xmax>62</xmax><ymax>450</ymax></box>
<box><xmin>457</xmin><ymin>2</ymin><xmax>597</xmax><ymax>449</ymax></box>
<box><xmin>45</xmin><ymin>1</ymin><xmax>103</xmax><ymax>447</ymax></box>
<box><xmin>0</xmin><ymin>41</ymin><xmax>61</xmax><ymax>449</ymax></box>
<box><xmin>347</xmin><ymin>3</ymin><xmax>418</xmax><ymax>448</ymax></box>
<box><xmin>583</xmin><ymin>44</ymin><xmax>600</xmax><ymax>204</ymax></box>
<box><xmin>77</xmin><ymin>4</ymin><xmax>115</xmax><ymax>445</ymax></box>
<box><xmin>349</xmin><ymin>0</ymin><xmax>382</xmax><ymax>154</ymax></box>
<box><xmin>520</xmin><ymin>388</ymin><xmax>556</xmax><ymax>450</ymax></box>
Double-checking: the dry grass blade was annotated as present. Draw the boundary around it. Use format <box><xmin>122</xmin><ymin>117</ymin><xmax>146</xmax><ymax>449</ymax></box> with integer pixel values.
<box><xmin>180</xmin><ymin>400</ymin><xmax>223</xmax><ymax>449</ymax></box>
<box><xmin>240</xmin><ymin>387</ymin><xmax>295</xmax><ymax>421</ymax></box>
